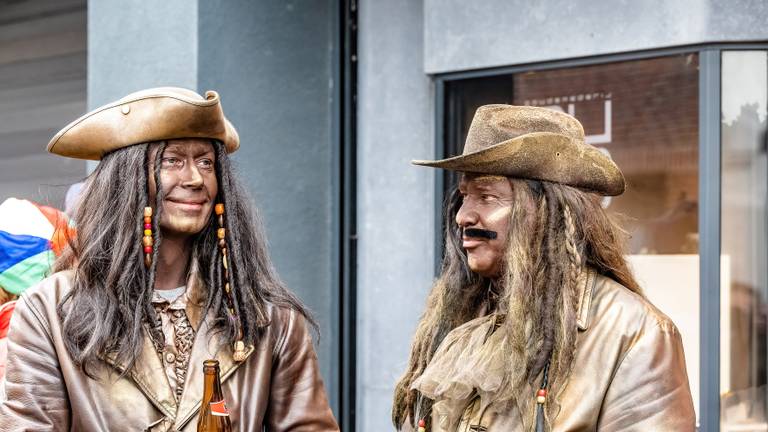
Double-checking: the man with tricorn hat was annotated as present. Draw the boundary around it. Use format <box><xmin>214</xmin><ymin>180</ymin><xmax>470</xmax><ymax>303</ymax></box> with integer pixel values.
<box><xmin>0</xmin><ymin>87</ymin><xmax>339</xmax><ymax>431</ymax></box>
<box><xmin>392</xmin><ymin>105</ymin><xmax>695</xmax><ymax>431</ymax></box>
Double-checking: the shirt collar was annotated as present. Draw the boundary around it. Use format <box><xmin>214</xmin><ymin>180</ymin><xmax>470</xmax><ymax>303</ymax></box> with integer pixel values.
<box><xmin>150</xmin><ymin>259</ymin><xmax>207</xmax><ymax>333</ymax></box>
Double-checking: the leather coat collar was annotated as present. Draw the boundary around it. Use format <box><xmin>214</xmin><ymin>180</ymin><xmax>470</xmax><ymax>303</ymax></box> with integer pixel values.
<box><xmin>576</xmin><ymin>268</ymin><xmax>597</xmax><ymax>331</ymax></box>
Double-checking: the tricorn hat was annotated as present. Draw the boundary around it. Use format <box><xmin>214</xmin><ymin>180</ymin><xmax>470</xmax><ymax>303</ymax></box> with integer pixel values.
<box><xmin>413</xmin><ymin>104</ymin><xmax>625</xmax><ymax>196</ymax></box>
<box><xmin>47</xmin><ymin>87</ymin><xmax>240</xmax><ymax>160</ymax></box>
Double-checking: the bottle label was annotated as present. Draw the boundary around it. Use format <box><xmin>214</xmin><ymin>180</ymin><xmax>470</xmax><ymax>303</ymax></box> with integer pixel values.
<box><xmin>210</xmin><ymin>399</ymin><xmax>229</xmax><ymax>417</ymax></box>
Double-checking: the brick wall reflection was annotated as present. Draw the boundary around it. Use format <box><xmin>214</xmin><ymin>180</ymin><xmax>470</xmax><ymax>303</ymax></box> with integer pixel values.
<box><xmin>512</xmin><ymin>54</ymin><xmax>700</xmax><ymax>254</ymax></box>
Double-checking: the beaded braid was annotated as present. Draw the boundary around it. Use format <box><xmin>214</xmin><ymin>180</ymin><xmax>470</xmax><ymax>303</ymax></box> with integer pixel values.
<box><xmin>214</xmin><ymin>202</ymin><xmax>246</xmax><ymax>361</ymax></box>
<box><xmin>144</xmin><ymin>142</ymin><xmax>168</xmax><ymax>351</ymax></box>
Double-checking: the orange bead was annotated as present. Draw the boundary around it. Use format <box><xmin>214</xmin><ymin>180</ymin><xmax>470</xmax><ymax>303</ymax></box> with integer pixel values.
<box><xmin>217</xmin><ymin>228</ymin><xmax>226</xmax><ymax>239</ymax></box>
<box><xmin>144</xmin><ymin>207</ymin><xmax>153</xmax><ymax>217</ymax></box>
<box><xmin>215</xmin><ymin>203</ymin><xmax>225</xmax><ymax>215</ymax></box>
<box><xmin>143</xmin><ymin>236</ymin><xmax>153</xmax><ymax>246</ymax></box>
<box><xmin>144</xmin><ymin>216</ymin><xmax>151</xmax><ymax>224</ymax></box>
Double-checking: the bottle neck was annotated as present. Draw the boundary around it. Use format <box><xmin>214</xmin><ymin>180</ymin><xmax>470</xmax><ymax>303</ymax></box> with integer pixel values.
<box><xmin>202</xmin><ymin>365</ymin><xmax>224</xmax><ymax>402</ymax></box>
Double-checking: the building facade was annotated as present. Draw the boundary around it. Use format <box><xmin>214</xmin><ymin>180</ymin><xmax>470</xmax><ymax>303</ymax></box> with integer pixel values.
<box><xmin>1</xmin><ymin>1</ymin><xmax>767</xmax><ymax>431</ymax></box>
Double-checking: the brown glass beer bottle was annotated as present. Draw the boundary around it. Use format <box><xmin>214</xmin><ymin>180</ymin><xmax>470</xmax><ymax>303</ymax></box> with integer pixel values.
<box><xmin>197</xmin><ymin>359</ymin><xmax>233</xmax><ymax>432</ymax></box>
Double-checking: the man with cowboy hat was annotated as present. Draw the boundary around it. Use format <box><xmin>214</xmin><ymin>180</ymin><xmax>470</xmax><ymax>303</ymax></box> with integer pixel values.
<box><xmin>0</xmin><ymin>87</ymin><xmax>339</xmax><ymax>431</ymax></box>
<box><xmin>392</xmin><ymin>105</ymin><xmax>695</xmax><ymax>431</ymax></box>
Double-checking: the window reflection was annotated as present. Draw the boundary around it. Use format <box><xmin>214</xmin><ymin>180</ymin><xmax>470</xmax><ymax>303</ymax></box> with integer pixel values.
<box><xmin>720</xmin><ymin>50</ymin><xmax>768</xmax><ymax>431</ymax></box>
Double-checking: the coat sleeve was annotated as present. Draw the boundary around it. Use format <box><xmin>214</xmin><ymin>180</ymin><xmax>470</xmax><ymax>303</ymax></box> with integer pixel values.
<box><xmin>266</xmin><ymin>309</ymin><xmax>339</xmax><ymax>431</ymax></box>
<box><xmin>597</xmin><ymin>321</ymin><xmax>696</xmax><ymax>431</ymax></box>
<box><xmin>0</xmin><ymin>294</ymin><xmax>70</xmax><ymax>431</ymax></box>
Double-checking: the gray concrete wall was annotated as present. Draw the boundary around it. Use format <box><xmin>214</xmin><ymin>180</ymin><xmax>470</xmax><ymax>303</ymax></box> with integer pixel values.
<box><xmin>88</xmin><ymin>0</ymin><xmax>197</xmax><ymax>106</ymax></box>
<box><xmin>357</xmin><ymin>0</ymin><xmax>435</xmax><ymax>430</ymax></box>
<box><xmin>425</xmin><ymin>0</ymin><xmax>768</xmax><ymax>73</ymax></box>
<box><xmin>197</xmin><ymin>0</ymin><xmax>339</xmax><ymax>415</ymax></box>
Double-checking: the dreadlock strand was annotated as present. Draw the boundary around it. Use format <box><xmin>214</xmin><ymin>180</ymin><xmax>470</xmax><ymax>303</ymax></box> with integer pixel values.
<box><xmin>529</xmin><ymin>183</ymin><xmax>563</xmax><ymax>381</ymax></box>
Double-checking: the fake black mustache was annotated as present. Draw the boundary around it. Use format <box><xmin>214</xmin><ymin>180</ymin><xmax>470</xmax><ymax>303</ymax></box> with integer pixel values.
<box><xmin>463</xmin><ymin>228</ymin><xmax>498</xmax><ymax>240</ymax></box>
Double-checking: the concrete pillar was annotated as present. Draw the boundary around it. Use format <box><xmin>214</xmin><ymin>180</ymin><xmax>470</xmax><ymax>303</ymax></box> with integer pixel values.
<box><xmin>357</xmin><ymin>0</ymin><xmax>435</xmax><ymax>430</ymax></box>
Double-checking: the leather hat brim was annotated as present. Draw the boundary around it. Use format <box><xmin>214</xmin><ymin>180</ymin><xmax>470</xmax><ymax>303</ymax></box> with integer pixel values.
<box><xmin>412</xmin><ymin>132</ymin><xmax>625</xmax><ymax>196</ymax></box>
<box><xmin>47</xmin><ymin>90</ymin><xmax>239</xmax><ymax>160</ymax></box>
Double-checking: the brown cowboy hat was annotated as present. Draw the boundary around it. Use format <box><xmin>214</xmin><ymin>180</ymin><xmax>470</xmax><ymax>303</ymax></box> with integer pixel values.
<box><xmin>413</xmin><ymin>104</ymin><xmax>625</xmax><ymax>196</ymax></box>
<box><xmin>47</xmin><ymin>87</ymin><xmax>239</xmax><ymax>160</ymax></box>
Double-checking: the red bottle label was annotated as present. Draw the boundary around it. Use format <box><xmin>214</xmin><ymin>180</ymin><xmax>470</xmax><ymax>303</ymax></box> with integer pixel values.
<box><xmin>210</xmin><ymin>399</ymin><xmax>229</xmax><ymax>416</ymax></box>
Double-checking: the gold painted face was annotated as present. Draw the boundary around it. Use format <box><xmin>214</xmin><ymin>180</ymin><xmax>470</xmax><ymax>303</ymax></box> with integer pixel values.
<box><xmin>455</xmin><ymin>174</ymin><xmax>514</xmax><ymax>278</ymax></box>
<box><xmin>148</xmin><ymin>139</ymin><xmax>218</xmax><ymax>239</ymax></box>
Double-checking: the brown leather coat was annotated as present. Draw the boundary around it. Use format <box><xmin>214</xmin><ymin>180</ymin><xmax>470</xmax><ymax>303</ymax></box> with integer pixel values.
<box><xmin>0</xmin><ymin>271</ymin><xmax>339</xmax><ymax>432</ymax></box>
<box><xmin>408</xmin><ymin>270</ymin><xmax>696</xmax><ymax>431</ymax></box>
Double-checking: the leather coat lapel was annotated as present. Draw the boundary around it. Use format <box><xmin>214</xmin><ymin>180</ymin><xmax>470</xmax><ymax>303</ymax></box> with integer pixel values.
<box><xmin>103</xmin><ymin>327</ymin><xmax>177</xmax><ymax>419</ymax></box>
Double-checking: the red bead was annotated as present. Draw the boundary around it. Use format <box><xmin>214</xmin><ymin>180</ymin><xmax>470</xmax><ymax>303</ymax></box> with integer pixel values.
<box><xmin>144</xmin><ymin>246</ymin><xmax>152</xmax><ymax>253</ymax></box>
<box><xmin>418</xmin><ymin>419</ymin><xmax>426</xmax><ymax>428</ymax></box>
<box><xmin>537</xmin><ymin>389</ymin><xmax>547</xmax><ymax>397</ymax></box>
<box><xmin>144</xmin><ymin>223</ymin><xmax>152</xmax><ymax>229</ymax></box>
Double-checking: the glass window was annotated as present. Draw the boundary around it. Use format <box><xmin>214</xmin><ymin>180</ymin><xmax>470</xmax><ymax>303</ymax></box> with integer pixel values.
<box><xmin>443</xmin><ymin>53</ymin><xmax>702</xmax><ymax>420</ymax></box>
<box><xmin>720</xmin><ymin>50</ymin><xmax>768</xmax><ymax>430</ymax></box>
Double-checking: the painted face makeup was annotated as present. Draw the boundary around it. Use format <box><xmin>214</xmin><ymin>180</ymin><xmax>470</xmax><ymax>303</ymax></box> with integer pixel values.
<box><xmin>455</xmin><ymin>174</ymin><xmax>513</xmax><ymax>278</ymax></box>
<box><xmin>148</xmin><ymin>139</ymin><xmax>218</xmax><ymax>239</ymax></box>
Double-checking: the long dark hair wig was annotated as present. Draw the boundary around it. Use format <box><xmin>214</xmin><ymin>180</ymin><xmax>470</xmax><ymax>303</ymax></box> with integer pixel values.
<box><xmin>392</xmin><ymin>178</ymin><xmax>641</xmax><ymax>430</ymax></box>
<box><xmin>54</xmin><ymin>141</ymin><xmax>314</xmax><ymax>376</ymax></box>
